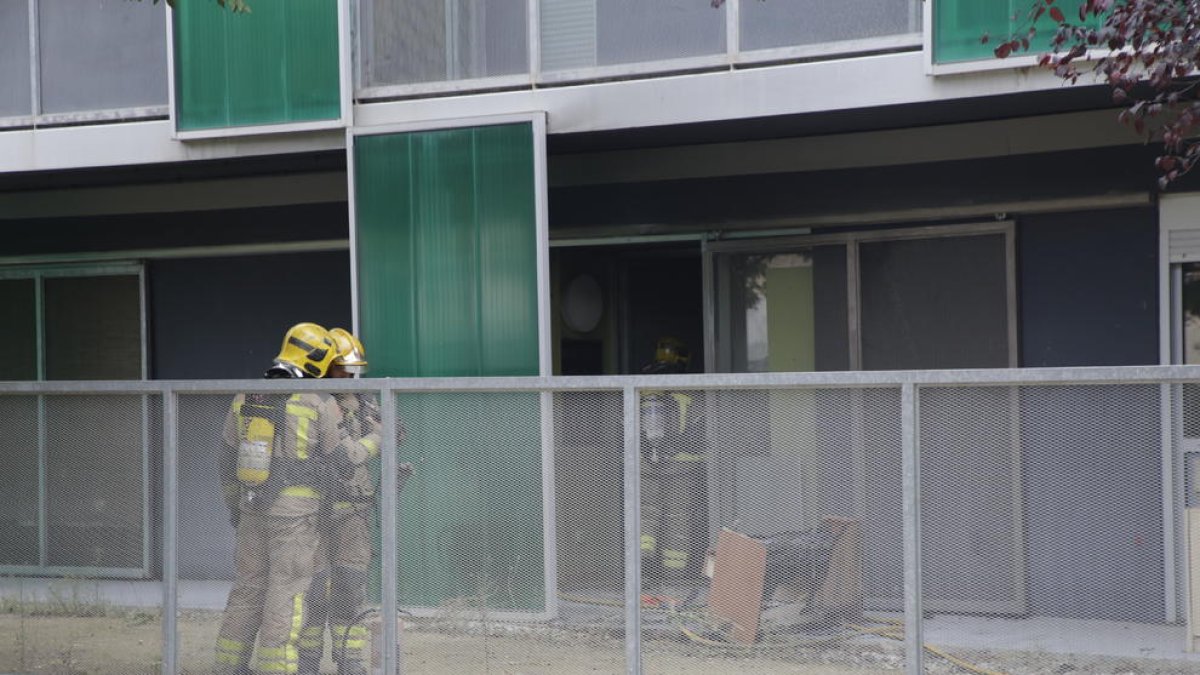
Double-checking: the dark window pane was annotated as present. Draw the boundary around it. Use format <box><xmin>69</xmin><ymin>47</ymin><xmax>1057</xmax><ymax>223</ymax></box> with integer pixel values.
<box><xmin>0</xmin><ymin>279</ymin><xmax>37</xmax><ymax>380</ymax></box>
<box><xmin>861</xmin><ymin>234</ymin><xmax>1009</xmax><ymax>370</ymax></box>
<box><xmin>45</xmin><ymin>275</ymin><xmax>142</xmax><ymax>380</ymax></box>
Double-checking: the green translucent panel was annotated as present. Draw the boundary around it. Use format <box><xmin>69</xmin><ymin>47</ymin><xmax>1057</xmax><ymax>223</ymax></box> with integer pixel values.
<box><xmin>354</xmin><ymin>122</ymin><xmax>543</xmax><ymax>609</ymax></box>
<box><xmin>934</xmin><ymin>0</ymin><xmax>1102</xmax><ymax>64</ymax></box>
<box><xmin>354</xmin><ymin>123</ymin><xmax>539</xmax><ymax>378</ymax></box>
<box><xmin>395</xmin><ymin>392</ymin><xmax>544</xmax><ymax>610</ymax></box>
<box><xmin>173</xmin><ymin>0</ymin><xmax>340</xmax><ymax>131</ymax></box>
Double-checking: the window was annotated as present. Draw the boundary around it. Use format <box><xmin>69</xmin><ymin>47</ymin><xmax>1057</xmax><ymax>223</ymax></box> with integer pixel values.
<box><xmin>0</xmin><ymin>0</ymin><xmax>166</xmax><ymax>123</ymax></box>
<box><xmin>0</xmin><ymin>266</ymin><xmax>149</xmax><ymax>576</ymax></box>
<box><xmin>712</xmin><ymin>224</ymin><xmax>1015</xmax><ymax>372</ymax></box>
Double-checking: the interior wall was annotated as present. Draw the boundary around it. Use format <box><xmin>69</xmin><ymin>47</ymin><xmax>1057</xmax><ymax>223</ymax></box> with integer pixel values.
<box><xmin>150</xmin><ymin>251</ymin><xmax>351</xmax><ymax>579</ymax></box>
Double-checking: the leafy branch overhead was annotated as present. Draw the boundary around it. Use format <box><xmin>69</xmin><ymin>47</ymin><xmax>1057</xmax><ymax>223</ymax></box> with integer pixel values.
<box><xmin>992</xmin><ymin>0</ymin><xmax>1200</xmax><ymax>188</ymax></box>
<box><xmin>131</xmin><ymin>0</ymin><xmax>252</xmax><ymax>13</ymax></box>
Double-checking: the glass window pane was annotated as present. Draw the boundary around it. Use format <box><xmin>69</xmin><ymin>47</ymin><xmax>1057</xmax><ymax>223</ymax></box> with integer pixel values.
<box><xmin>741</xmin><ymin>0</ymin><xmax>918</xmax><ymax>52</ymax></box>
<box><xmin>541</xmin><ymin>0</ymin><xmax>725</xmax><ymax>73</ymax></box>
<box><xmin>0</xmin><ymin>279</ymin><xmax>38</xmax><ymax>380</ymax></box>
<box><xmin>360</xmin><ymin>0</ymin><xmax>527</xmax><ymax>87</ymax></box>
<box><xmin>860</xmin><ymin>234</ymin><xmax>1010</xmax><ymax>370</ymax></box>
<box><xmin>723</xmin><ymin>245</ymin><xmax>848</xmax><ymax>373</ymax></box>
<box><xmin>0</xmin><ymin>0</ymin><xmax>32</xmax><ymax>117</ymax></box>
<box><xmin>44</xmin><ymin>275</ymin><xmax>142</xmax><ymax>380</ymax></box>
<box><xmin>37</xmin><ymin>0</ymin><xmax>167</xmax><ymax>114</ymax></box>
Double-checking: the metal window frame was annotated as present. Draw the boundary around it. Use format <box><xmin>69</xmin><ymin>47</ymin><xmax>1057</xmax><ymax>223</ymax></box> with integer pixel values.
<box><xmin>705</xmin><ymin>220</ymin><xmax>1018</xmax><ymax>373</ymax></box>
<box><xmin>166</xmin><ymin>0</ymin><xmax>352</xmax><ymax>141</ymax></box>
<box><xmin>0</xmin><ymin>263</ymin><xmax>150</xmax><ymax>580</ymax></box>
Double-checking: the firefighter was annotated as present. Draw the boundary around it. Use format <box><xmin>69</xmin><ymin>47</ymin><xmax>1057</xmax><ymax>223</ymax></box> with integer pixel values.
<box><xmin>215</xmin><ymin>323</ymin><xmax>347</xmax><ymax>675</ymax></box>
<box><xmin>299</xmin><ymin>328</ymin><xmax>409</xmax><ymax>675</ymax></box>
<box><xmin>640</xmin><ymin>337</ymin><xmax>707</xmax><ymax>580</ymax></box>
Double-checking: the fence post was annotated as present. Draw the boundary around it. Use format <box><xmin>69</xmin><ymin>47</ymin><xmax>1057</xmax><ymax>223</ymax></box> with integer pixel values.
<box><xmin>902</xmin><ymin>382</ymin><xmax>923</xmax><ymax>675</ymax></box>
<box><xmin>623</xmin><ymin>385</ymin><xmax>643</xmax><ymax>675</ymax></box>
<box><xmin>162</xmin><ymin>388</ymin><xmax>178</xmax><ymax>675</ymax></box>
<box><xmin>379</xmin><ymin>386</ymin><xmax>399</xmax><ymax>675</ymax></box>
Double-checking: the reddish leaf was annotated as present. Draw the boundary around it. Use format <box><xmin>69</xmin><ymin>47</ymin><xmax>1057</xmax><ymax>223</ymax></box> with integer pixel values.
<box><xmin>995</xmin><ymin>42</ymin><xmax>1013</xmax><ymax>58</ymax></box>
<box><xmin>981</xmin><ymin>32</ymin><xmax>990</xmax><ymax>44</ymax></box>
<box><xmin>1050</xmin><ymin>7</ymin><xmax>1065</xmax><ymax>22</ymax></box>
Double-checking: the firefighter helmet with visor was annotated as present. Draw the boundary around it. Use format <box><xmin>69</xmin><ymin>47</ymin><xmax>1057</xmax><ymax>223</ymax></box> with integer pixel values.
<box><xmin>329</xmin><ymin>328</ymin><xmax>368</xmax><ymax>375</ymax></box>
<box><xmin>266</xmin><ymin>322</ymin><xmax>337</xmax><ymax>379</ymax></box>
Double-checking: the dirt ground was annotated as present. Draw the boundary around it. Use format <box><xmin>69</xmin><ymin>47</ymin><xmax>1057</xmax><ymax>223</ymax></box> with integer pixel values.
<box><xmin>0</xmin><ymin>609</ymin><xmax>892</xmax><ymax>675</ymax></box>
<box><xmin>2</xmin><ymin>609</ymin><xmax>1199</xmax><ymax>675</ymax></box>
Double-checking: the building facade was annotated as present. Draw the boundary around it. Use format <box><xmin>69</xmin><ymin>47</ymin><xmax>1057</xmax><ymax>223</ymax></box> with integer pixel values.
<box><xmin>2</xmin><ymin>0</ymin><xmax>1198</xmax><ymax>635</ymax></box>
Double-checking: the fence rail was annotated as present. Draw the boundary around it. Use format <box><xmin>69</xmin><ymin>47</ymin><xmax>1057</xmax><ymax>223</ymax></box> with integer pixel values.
<box><xmin>2</xmin><ymin>366</ymin><xmax>1200</xmax><ymax>674</ymax></box>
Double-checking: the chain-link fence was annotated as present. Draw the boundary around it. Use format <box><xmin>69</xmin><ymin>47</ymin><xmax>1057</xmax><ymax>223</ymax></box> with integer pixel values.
<box><xmin>2</xmin><ymin>369</ymin><xmax>1200</xmax><ymax>674</ymax></box>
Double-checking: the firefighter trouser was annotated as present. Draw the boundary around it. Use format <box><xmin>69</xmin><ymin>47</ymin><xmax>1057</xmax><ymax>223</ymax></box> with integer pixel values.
<box><xmin>216</xmin><ymin>509</ymin><xmax>319</xmax><ymax>675</ymax></box>
<box><xmin>640</xmin><ymin>460</ymin><xmax>705</xmax><ymax>574</ymax></box>
<box><xmin>299</xmin><ymin>504</ymin><xmax>372</xmax><ymax>674</ymax></box>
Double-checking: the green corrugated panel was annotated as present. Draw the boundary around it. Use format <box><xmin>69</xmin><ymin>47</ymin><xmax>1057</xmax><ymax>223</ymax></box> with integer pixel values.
<box><xmin>395</xmin><ymin>392</ymin><xmax>544</xmax><ymax>610</ymax></box>
<box><xmin>934</xmin><ymin>0</ymin><xmax>1102</xmax><ymax>64</ymax></box>
<box><xmin>355</xmin><ymin>122</ymin><xmax>543</xmax><ymax>610</ymax></box>
<box><xmin>173</xmin><ymin>0</ymin><xmax>339</xmax><ymax>131</ymax></box>
<box><xmin>355</xmin><ymin>123</ymin><xmax>539</xmax><ymax>377</ymax></box>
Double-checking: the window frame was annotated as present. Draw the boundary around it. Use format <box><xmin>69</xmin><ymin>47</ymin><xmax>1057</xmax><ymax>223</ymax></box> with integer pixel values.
<box><xmin>705</xmin><ymin>221</ymin><xmax>1018</xmax><ymax>373</ymax></box>
<box><xmin>0</xmin><ymin>263</ymin><xmax>151</xmax><ymax>579</ymax></box>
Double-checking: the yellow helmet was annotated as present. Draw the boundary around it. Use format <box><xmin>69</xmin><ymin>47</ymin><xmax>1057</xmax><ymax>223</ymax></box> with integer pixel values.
<box><xmin>266</xmin><ymin>322</ymin><xmax>337</xmax><ymax>379</ymax></box>
<box><xmin>654</xmin><ymin>336</ymin><xmax>690</xmax><ymax>368</ymax></box>
<box><xmin>328</xmin><ymin>328</ymin><xmax>368</xmax><ymax>375</ymax></box>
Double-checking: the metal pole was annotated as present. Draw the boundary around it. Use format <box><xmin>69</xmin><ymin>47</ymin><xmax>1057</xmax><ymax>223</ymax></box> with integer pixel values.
<box><xmin>623</xmin><ymin>385</ymin><xmax>643</xmax><ymax>675</ymax></box>
<box><xmin>161</xmin><ymin>389</ymin><xmax>178</xmax><ymax>675</ymax></box>
<box><xmin>379</xmin><ymin>387</ymin><xmax>399</xmax><ymax>675</ymax></box>
<box><xmin>901</xmin><ymin>383</ymin><xmax>923</xmax><ymax>675</ymax></box>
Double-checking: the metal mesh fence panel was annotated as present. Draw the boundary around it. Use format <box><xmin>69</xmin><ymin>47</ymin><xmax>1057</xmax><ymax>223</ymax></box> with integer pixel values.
<box><xmin>9</xmin><ymin>372</ymin><xmax>1200</xmax><ymax>674</ymax></box>
<box><xmin>551</xmin><ymin>390</ymin><xmax>627</xmax><ymax>672</ymax></box>
<box><xmin>918</xmin><ymin>383</ymin><xmax>1185</xmax><ymax>674</ymax></box>
<box><xmin>640</xmin><ymin>386</ymin><xmax>904</xmax><ymax>675</ymax></box>
<box><xmin>540</xmin><ymin>0</ymin><xmax>725</xmax><ymax>73</ymax></box>
<box><xmin>740</xmin><ymin>0</ymin><xmax>919</xmax><ymax>52</ymax></box>
<box><xmin>395</xmin><ymin>390</ymin><xmax>549</xmax><ymax>673</ymax></box>
<box><xmin>359</xmin><ymin>0</ymin><xmax>528</xmax><ymax>88</ymax></box>
<box><xmin>177</xmin><ymin>389</ymin><xmax>389</xmax><ymax>675</ymax></box>
<box><xmin>0</xmin><ymin>392</ymin><xmax>162</xmax><ymax>675</ymax></box>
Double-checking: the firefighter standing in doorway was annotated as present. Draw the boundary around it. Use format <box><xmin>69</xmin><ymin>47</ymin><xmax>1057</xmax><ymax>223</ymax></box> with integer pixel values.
<box><xmin>215</xmin><ymin>323</ymin><xmax>348</xmax><ymax>675</ymax></box>
<box><xmin>299</xmin><ymin>328</ymin><xmax>410</xmax><ymax>675</ymax></box>
<box><xmin>640</xmin><ymin>337</ymin><xmax>707</xmax><ymax>580</ymax></box>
